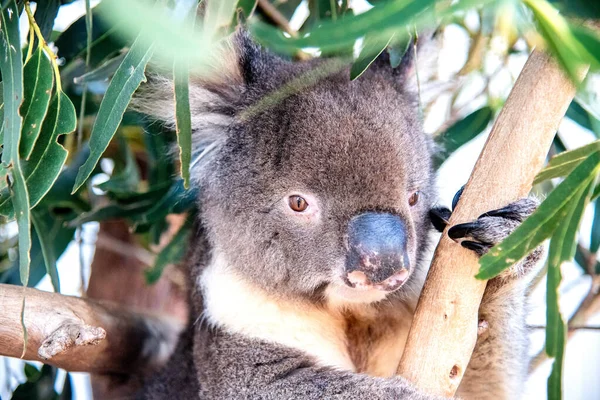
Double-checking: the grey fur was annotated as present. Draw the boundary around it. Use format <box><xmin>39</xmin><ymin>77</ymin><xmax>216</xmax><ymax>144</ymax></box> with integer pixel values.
<box><xmin>134</xmin><ymin>31</ymin><xmax>542</xmax><ymax>399</ymax></box>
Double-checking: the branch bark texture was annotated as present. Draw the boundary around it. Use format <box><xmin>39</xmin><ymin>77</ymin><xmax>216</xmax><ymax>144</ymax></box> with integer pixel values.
<box><xmin>0</xmin><ymin>283</ymin><xmax>182</xmax><ymax>374</ymax></box>
<box><xmin>397</xmin><ymin>50</ymin><xmax>577</xmax><ymax>396</ymax></box>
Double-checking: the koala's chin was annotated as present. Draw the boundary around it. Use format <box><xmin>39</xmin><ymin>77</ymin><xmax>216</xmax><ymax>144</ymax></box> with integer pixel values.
<box><xmin>326</xmin><ymin>267</ymin><xmax>412</xmax><ymax>305</ymax></box>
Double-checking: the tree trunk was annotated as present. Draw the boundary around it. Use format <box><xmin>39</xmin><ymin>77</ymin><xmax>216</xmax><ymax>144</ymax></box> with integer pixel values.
<box><xmin>396</xmin><ymin>50</ymin><xmax>579</xmax><ymax>397</ymax></box>
<box><xmin>0</xmin><ymin>283</ymin><xmax>182</xmax><ymax>373</ymax></box>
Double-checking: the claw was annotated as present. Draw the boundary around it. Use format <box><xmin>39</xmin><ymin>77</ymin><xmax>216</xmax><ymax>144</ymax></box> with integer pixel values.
<box><xmin>452</xmin><ymin>185</ymin><xmax>465</xmax><ymax>210</ymax></box>
<box><xmin>430</xmin><ymin>207</ymin><xmax>451</xmax><ymax>232</ymax></box>
<box><xmin>447</xmin><ymin>222</ymin><xmax>479</xmax><ymax>240</ymax></box>
<box><xmin>460</xmin><ymin>240</ymin><xmax>489</xmax><ymax>256</ymax></box>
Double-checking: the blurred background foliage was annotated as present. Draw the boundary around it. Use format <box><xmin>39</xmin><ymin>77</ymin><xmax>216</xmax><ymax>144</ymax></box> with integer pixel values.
<box><xmin>0</xmin><ymin>0</ymin><xmax>599</xmax><ymax>398</ymax></box>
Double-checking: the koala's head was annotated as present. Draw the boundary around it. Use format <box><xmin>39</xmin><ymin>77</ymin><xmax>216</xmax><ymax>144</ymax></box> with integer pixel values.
<box><xmin>137</xmin><ymin>31</ymin><xmax>436</xmax><ymax>306</ymax></box>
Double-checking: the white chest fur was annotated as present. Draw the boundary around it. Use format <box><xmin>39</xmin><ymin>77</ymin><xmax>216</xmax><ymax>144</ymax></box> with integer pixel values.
<box><xmin>199</xmin><ymin>255</ymin><xmax>413</xmax><ymax>376</ymax></box>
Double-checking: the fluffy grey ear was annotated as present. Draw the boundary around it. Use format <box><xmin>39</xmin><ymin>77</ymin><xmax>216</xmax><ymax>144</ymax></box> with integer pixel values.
<box><xmin>131</xmin><ymin>30</ymin><xmax>281</xmax><ymax>176</ymax></box>
<box><xmin>370</xmin><ymin>31</ymin><xmax>439</xmax><ymax>97</ymax></box>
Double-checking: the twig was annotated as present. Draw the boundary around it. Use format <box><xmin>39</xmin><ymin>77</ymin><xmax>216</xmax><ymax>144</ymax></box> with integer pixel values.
<box><xmin>257</xmin><ymin>0</ymin><xmax>297</xmax><ymax>37</ymax></box>
<box><xmin>95</xmin><ymin>233</ymin><xmax>155</xmax><ymax>266</ymax></box>
<box><xmin>528</xmin><ymin>325</ymin><xmax>600</xmax><ymax>331</ymax></box>
<box><xmin>529</xmin><ymin>276</ymin><xmax>600</xmax><ymax>372</ymax></box>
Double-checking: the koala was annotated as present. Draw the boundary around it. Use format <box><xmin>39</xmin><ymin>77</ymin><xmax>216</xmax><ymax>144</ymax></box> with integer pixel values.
<box><xmin>133</xmin><ymin>30</ymin><xmax>542</xmax><ymax>400</ymax></box>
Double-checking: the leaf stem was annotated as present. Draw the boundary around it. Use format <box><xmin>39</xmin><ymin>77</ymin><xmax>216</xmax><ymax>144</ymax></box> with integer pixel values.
<box><xmin>25</xmin><ymin>24</ymin><xmax>34</xmax><ymax>62</ymax></box>
<box><xmin>24</xmin><ymin>1</ymin><xmax>62</xmax><ymax>92</ymax></box>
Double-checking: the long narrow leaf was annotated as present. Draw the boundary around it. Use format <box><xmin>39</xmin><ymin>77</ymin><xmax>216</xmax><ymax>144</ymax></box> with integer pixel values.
<box><xmin>145</xmin><ymin>219</ymin><xmax>192</xmax><ymax>284</ymax></box>
<box><xmin>20</xmin><ymin>48</ymin><xmax>54</xmax><ymax>160</ymax></box>
<box><xmin>0</xmin><ymin>1</ymin><xmax>29</xmax><ymax>285</ymax></box>
<box><xmin>73</xmin><ymin>36</ymin><xmax>154</xmax><ymax>193</ymax></box>
<box><xmin>534</xmin><ymin>139</ymin><xmax>600</xmax><ymax>184</ymax></box>
<box><xmin>477</xmin><ymin>151</ymin><xmax>600</xmax><ymax>279</ymax></box>
<box><xmin>545</xmin><ymin>178</ymin><xmax>593</xmax><ymax>400</ymax></box>
<box><xmin>434</xmin><ymin>107</ymin><xmax>494</xmax><ymax>168</ymax></box>
<box><xmin>31</xmin><ymin>209</ymin><xmax>60</xmax><ymax>292</ymax></box>
<box><xmin>350</xmin><ymin>32</ymin><xmax>394</xmax><ymax>81</ymax></box>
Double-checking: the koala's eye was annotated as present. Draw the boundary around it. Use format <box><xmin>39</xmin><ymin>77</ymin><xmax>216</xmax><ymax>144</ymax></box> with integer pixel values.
<box><xmin>408</xmin><ymin>191</ymin><xmax>420</xmax><ymax>207</ymax></box>
<box><xmin>289</xmin><ymin>195</ymin><xmax>308</xmax><ymax>212</ymax></box>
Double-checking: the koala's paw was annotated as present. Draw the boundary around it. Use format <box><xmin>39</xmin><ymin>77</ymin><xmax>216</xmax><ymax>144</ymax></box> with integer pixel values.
<box><xmin>430</xmin><ymin>190</ymin><xmax>542</xmax><ymax>281</ymax></box>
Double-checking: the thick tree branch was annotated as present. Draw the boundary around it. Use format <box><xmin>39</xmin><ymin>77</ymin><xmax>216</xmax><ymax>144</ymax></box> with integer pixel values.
<box><xmin>0</xmin><ymin>284</ymin><xmax>183</xmax><ymax>374</ymax></box>
<box><xmin>397</xmin><ymin>50</ymin><xmax>578</xmax><ymax>396</ymax></box>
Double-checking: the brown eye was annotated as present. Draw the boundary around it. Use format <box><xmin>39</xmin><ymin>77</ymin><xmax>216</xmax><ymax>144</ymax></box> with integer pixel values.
<box><xmin>408</xmin><ymin>191</ymin><xmax>420</xmax><ymax>207</ymax></box>
<box><xmin>289</xmin><ymin>195</ymin><xmax>308</xmax><ymax>212</ymax></box>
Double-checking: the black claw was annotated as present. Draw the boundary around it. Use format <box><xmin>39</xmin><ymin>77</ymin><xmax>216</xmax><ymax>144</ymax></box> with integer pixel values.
<box><xmin>452</xmin><ymin>185</ymin><xmax>465</xmax><ymax>210</ymax></box>
<box><xmin>430</xmin><ymin>207</ymin><xmax>452</xmax><ymax>232</ymax></box>
<box><xmin>447</xmin><ymin>222</ymin><xmax>479</xmax><ymax>240</ymax></box>
<box><xmin>461</xmin><ymin>240</ymin><xmax>489</xmax><ymax>256</ymax></box>
<box><xmin>478</xmin><ymin>205</ymin><xmax>525</xmax><ymax>222</ymax></box>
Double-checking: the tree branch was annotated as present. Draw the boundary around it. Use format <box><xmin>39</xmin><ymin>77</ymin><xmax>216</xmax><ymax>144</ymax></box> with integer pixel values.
<box><xmin>0</xmin><ymin>284</ymin><xmax>183</xmax><ymax>374</ymax></box>
<box><xmin>397</xmin><ymin>50</ymin><xmax>577</xmax><ymax>396</ymax></box>
<box><xmin>529</xmin><ymin>276</ymin><xmax>600</xmax><ymax>372</ymax></box>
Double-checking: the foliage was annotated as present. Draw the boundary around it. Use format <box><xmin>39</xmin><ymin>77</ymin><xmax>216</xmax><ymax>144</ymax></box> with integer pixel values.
<box><xmin>0</xmin><ymin>0</ymin><xmax>598</xmax><ymax>398</ymax></box>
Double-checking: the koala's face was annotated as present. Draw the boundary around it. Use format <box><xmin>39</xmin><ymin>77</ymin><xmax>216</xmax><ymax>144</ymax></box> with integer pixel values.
<box><xmin>196</xmin><ymin>42</ymin><xmax>435</xmax><ymax>305</ymax></box>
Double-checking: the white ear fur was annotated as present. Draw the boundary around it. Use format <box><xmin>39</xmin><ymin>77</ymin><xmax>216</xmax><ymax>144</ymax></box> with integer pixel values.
<box><xmin>131</xmin><ymin>33</ymin><xmax>246</xmax><ymax>179</ymax></box>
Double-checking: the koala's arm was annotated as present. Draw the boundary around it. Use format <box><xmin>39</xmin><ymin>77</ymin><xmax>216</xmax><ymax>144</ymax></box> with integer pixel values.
<box><xmin>196</xmin><ymin>329</ymin><xmax>444</xmax><ymax>400</ymax></box>
<box><xmin>431</xmin><ymin>198</ymin><xmax>541</xmax><ymax>399</ymax></box>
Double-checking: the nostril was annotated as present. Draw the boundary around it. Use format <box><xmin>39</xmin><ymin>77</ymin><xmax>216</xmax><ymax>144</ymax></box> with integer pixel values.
<box><xmin>347</xmin><ymin>270</ymin><xmax>371</xmax><ymax>288</ymax></box>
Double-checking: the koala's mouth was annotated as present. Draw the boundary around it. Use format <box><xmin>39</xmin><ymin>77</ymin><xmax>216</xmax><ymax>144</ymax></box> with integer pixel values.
<box><xmin>343</xmin><ymin>268</ymin><xmax>410</xmax><ymax>292</ymax></box>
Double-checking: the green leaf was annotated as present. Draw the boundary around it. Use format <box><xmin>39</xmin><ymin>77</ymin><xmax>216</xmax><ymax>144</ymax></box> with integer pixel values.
<box><xmin>544</xmin><ymin>178</ymin><xmax>593</xmax><ymax>400</ymax></box>
<box><xmin>20</xmin><ymin>48</ymin><xmax>54</xmax><ymax>160</ymax></box>
<box><xmin>31</xmin><ymin>209</ymin><xmax>61</xmax><ymax>292</ymax></box>
<box><xmin>145</xmin><ymin>219</ymin><xmax>192</xmax><ymax>284</ymax></box>
<box><xmin>549</xmin><ymin>0</ymin><xmax>600</xmax><ymax>18</ymax></box>
<box><xmin>571</xmin><ymin>24</ymin><xmax>600</xmax><ymax>71</ymax></box>
<box><xmin>434</xmin><ymin>107</ymin><xmax>493</xmax><ymax>168</ymax></box>
<box><xmin>73</xmin><ymin>35</ymin><xmax>154</xmax><ymax>193</ymax></box>
<box><xmin>96</xmin><ymin>135</ymin><xmax>141</xmax><ymax>194</ymax></box>
<box><xmin>173</xmin><ymin>5</ymin><xmax>196</xmax><ymax>189</ymax></box>
<box><xmin>350</xmin><ymin>32</ymin><xmax>394</xmax><ymax>81</ymax></box>
<box><xmin>524</xmin><ymin>0</ymin><xmax>593</xmax><ymax>82</ymax></box>
<box><xmin>73</xmin><ymin>52</ymin><xmax>127</xmax><ymax>85</ymax></box>
<box><xmin>232</xmin><ymin>0</ymin><xmax>257</xmax><ymax>25</ymax></box>
<box><xmin>250</xmin><ymin>0</ymin><xmax>438</xmax><ymax>56</ymax></box>
<box><xmin>546</xmin><ymin>251</ymin><xmax>566</xmax><ymax>400</ymax></box>
<box><xmin>566</xmin><ymin>99</ymin><xmax>599</xmax><ymax>136</ymax></box>
<box><xmin>174</xmin><ymin>58</ymin><xmax>192</xmax><ymax>189</ymax></box>
<box><xmin>591</xmin><ymin>199</ymin><xmax>600</xmax><ymax>253</ymax></box>
<box><xmin>477</xmin><ymin>151</ymin><xmax>600</xmax><ymax>279</ymax></box>
<box><xmin>0</xmin><ymin>1</ymin><xmax>30</xmax><ymax>286</ymax></box>
<box><xmin>32</xmin><ymin>0</ymin><xmax>60</xmax><ymax>42</ymax></box>
<box><xmin>534</xmin><ymin>139</ymin><xmax>600</xmax><ymax>185</ymax></box>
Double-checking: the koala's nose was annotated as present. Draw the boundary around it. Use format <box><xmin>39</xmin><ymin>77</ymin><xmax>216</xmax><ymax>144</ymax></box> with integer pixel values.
<box><xmin>344</xmin><ymin>212</ymin><xmax>409</xmax><ymax>291</ymax></box>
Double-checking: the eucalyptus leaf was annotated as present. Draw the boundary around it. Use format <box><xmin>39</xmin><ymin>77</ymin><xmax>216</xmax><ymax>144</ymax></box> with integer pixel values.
<box><xmin>477</xmin><ymin>151</ymin><xmax>600</xmax><ymax>279</ymax></box>
<box><xmin>350</xmin><ymin>32</ymin><xmax>394</xmax><ymax>81</ymax></box>
<box><xmin>73</xmin><ymin>35</ymin><xmax>154</xmax><ymax>192</ymax></box>
<box><xmin>545</xmin><ymin>178</ymin><xmax>593</xmax><ymax>400</ymax></box>
<box><xmin>525</xmin><ymin>0</ymin><xmax>593</xmax><ymax>82</ymax></box>
<box><xmin>32</xmin><ymin>0</ymin><xmax>60</xmax><ymax>41</ymax></box>
<box><xmin>591</xmin><ymin>199</ymin><xmax>600</xmax><ymax>253</ymax></box>
<box><xmin>73</xmin><ymin>52</ymin><xmax>127</xmax><ymax>84</ymax></box>
<box><xmin>20</xmin><ymin>48</ymin><xmax>54</xmax><ymax>160</ymax></box>
<box><xmin>0</xmin><ymin>1</ymin><xmax>30</xmax><ymax>286</ymax></box>
<box><xmin>534</xmin><ymin>139</ymin><xmax>600</xmax><ymax>185</ymax></box>
<box><xmin>145</xmin><ymin>219</ymin><xmax>192</xmax><ymax>284</ymax></box>
<box><xmin>31</xmin><ymin>209</ymin><xmax>61</xmax><ymax>292</ymax></box>
<box><xmin>250</xmin><ymin>0</ymin><xmax>438</xmax><ymax>56</ymax></box>
<box><xmin>434</xmin><ymin>106</ymin><xmax>493</xmax><ymax>168</ymax></box>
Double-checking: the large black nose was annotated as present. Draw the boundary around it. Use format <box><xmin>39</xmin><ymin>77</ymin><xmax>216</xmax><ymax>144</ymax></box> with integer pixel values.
<box><xmin>345</xmin><ymin>212</ymin><xmax>409</xmax><ymax>290</ymax></box>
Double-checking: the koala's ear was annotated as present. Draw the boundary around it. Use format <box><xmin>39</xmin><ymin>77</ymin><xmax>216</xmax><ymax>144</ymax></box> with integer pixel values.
<box><xmin>370</xmin><ymin>31</ymin><xmax>439</xmax><ymax>96</ymax></box>
<box><xmin>131</xmin><ymin>29</ymin><xmax>280</xmax><ymax>175</ymax></box>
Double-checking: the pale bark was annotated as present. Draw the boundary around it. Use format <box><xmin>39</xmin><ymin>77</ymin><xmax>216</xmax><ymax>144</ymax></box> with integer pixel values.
<box><xmin>397</xmin><ymin>50</ymin><xmax>578</xmax><ymax>396</ymax></box>
<box><xmin>0</xmin><ymin>283</ymin><xmax>183</xmax><ymax>374</ymax></box>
